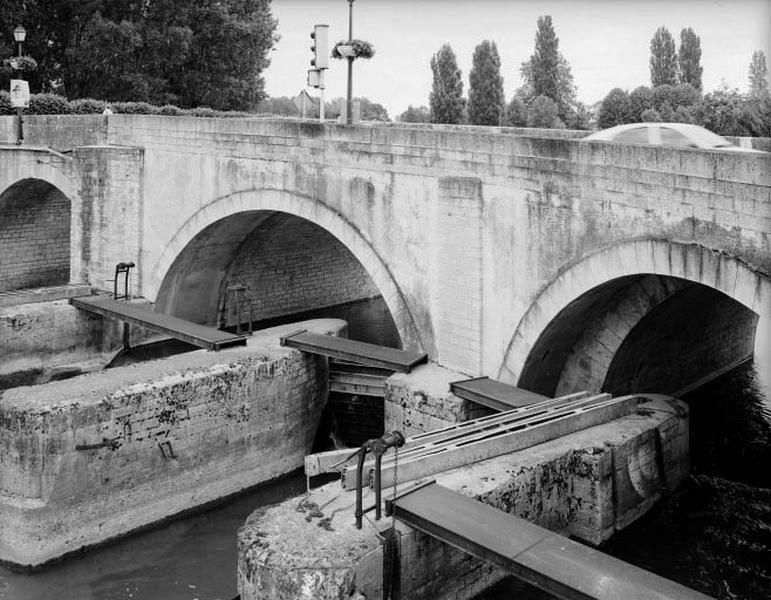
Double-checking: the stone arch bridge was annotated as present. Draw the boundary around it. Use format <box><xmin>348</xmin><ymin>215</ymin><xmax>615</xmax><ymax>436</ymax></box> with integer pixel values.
<box><xmin>1</xmin><ymin>115</ymin><xmax>769</xmax><ymax>397</ymax></box>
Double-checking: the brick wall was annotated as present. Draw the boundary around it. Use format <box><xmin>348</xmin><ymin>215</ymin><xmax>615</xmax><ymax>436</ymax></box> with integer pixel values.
<box><xmin>222</xmin><ymin>213</ymin><xmax>379</xmax><ymax>323</ymax></box>
<box><xmin>0</xmin><ymin>179</ymin><xmax>70</xmax><ymax>291</ymax></box>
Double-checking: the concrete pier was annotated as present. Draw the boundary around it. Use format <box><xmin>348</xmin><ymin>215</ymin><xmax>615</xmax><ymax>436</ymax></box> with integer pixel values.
<box><xmin>238</xmin><ymin>391</ymin><xmax>689</xmax><ymax>600</ymax></box>
<box><xmin>0</xmin><ymin>318</ymin><xmax>344</xmax><ymax>568</ymax></box>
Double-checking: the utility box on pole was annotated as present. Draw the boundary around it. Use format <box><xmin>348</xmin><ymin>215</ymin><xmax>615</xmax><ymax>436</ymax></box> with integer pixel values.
<box><xmin>308</xmin><ymin>24</ymin><xmax>329</xmax><ymax>120</ymax></box>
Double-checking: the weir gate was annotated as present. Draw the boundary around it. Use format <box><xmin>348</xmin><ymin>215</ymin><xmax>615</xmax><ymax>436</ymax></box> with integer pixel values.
<box><xmin>0</xmin><ymin>115</ymin><xmax>769</xmax><ymax>596</ymax></box>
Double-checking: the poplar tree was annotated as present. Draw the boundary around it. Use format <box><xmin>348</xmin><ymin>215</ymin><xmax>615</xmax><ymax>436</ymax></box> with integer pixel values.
<box><xmin>467</xmin><ymin>40</ymin><xmax>505</xmax><ymax>126</ymax></box>
<box><xmin>650</xmin><ymin>27</ymin><xmax>678</xmax><ymax>87</ymax></box>
<box><xmin>519</xmin><ymin>15</ymin><xmax>576</xmax><ymax>119</ymax></box>
<box><xmin>678</xmin><ymin>27</ymin><xmax>703</xmax><ymax>90</ymax></box>
<box><xmin>748</xmin><ymin>50</ymin><xmax>769</xmax><ymax>98</ymax></box>
<box><xmin>429</xmin><ymin>44</ymin><xmax>465</xmax><ymax>124</ymax></box>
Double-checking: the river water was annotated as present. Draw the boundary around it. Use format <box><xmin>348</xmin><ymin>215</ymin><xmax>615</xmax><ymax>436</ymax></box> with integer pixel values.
<box><xmin>1</xmin><ymin>359</ymin><xmax>769</xmax><ymax>600</ymax></box>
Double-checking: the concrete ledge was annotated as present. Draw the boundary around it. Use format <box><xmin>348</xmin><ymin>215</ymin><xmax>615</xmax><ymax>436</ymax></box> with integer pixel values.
<box><xmin>0</xmin><ymin>318</ymin><xmax>344</xmax><ymax>568</ymax></box>
<box><xmin>238</xmin><ymin>395</ymin><xmax>689</xmax><ymax>600</ymax></box>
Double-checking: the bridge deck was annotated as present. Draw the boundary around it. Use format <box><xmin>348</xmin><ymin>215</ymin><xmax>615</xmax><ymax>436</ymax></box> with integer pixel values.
<box><xmin>279</xmin><ymin>330</ymin><xmax>427</xmax><ymax>372</ymax></box>
<box><xmin>450</xmin><ymin>376</ymin><xmax>550</xmax><ymax>411</ymax></box>
<box><xmin>71</xmin><ymin>296</ymin><xmax>247</xmax><ymax>351</ymax></box>
<box><xmin>386</xmin><ymin>482</ymin><xmax>713</xmax><ymax>600</ymax></box>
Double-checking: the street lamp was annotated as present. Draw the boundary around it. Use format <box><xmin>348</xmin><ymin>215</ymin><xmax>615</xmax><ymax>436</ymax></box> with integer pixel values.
<box><xmin>346</xmin><ymin>0</ymin><xmax>354</xmax><ymax>124</ymax></box>
<box><xmin>13</xmin><ymin>25</ymin><xmax>26</xmax><ymax>145</ymax></box>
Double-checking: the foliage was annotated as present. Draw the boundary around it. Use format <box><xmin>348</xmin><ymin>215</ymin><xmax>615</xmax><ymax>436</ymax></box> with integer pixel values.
<box><xmin>691</xmin><ymin>88</ymin><xmax>770</xmax><ymax>137</ymax></box>
<box><xmin>357</xmin><ymin>97</ymin><xmax>389</xmax><ymax>121</ymax></box>
<box><xmin>110</xmin><ymin>101</ymin><xmax>159</xmax><ymax>115</ymax></box>
<box><xmin>158</xmin><ymin>104</ymin><xmax>183</xmax><ymax>116</ymax></box>
<box><xmin>678</xmin><ymin>28</ymin><xmax>702</xmax><ymax>90</ymax></box>
<box><xmin>674</xmin><ymin>105</ymin><xmax>693</xmax><ymax>123</ymax></box>
<box><xmin>519</xmin><ymin>15</ymin><xmax>575</xmax><ymax>119</ymax></box>
<box><xmin>526</xmin><ymin>95</ymin><xmax>564</xmax><ymax>128</ymax></box>
<box><xmin>650</xmin><ymin>26</ymin><xmax>678</xmax><ymax>87</ymax></box>
<box><xmin>641</xmin><ymin>108</ymin><xmax>662</xmax><ymax>122</ymax></box>
<box><xmin>564</xmin><ymin>102</ymin><xmax>591</xmax><ymax>130</ymax></box>
<box><xmin>398</xmin><ymin>105</ymin><xmax>430</xmax><ymax>123</ymax></box>
<box><xmin>651</xmin><ymin>84</ymin><xmax>674</xmax><ymax>110</ymax></box>
<box><xmin>748</xmin><ymin>50</ymin><xmax>769</xmax><ymax>98</ymax></box>
<box><xmin>0</xmin><ymin>1</ymin><xmax>279</xmax><ymax>111</ymax></box>
<box><xmin>468</xmin><ymin>40</ymin><xmax>505</xmax><ymax>126</ymax></box>
<box><xmin>670</xmin><ymin>83</ymin><xmax>701</xmax><ymax>108</ymax></box>
<box><xmin>69</xmin><ymin>98</ymin><xmax>107</xmax><ymax>113</ymax></box>
<box><xmin>503</xmin><ymin>97</ymin><xmax>528</xmax><ymax>126</ymax></box>
<box><xmin>429</xmin><ymin>44</ymin><xmax>465</xmax><ymax>124</ymax></box>
<box><xmin>3</xmin><ymin>54</ymin><xmax>37</xmax><ymax>73</ymax></box>
<box><xmin>0</xmin><ymin>90</ymin><xmax>12</xmax><ymax>114</ymax></box>
<box><xmin>256</xmin><ymin>96</ymin><xmax>300</xmax><ymax>116</ymax></box>
<box><xmin>598</xmin><ymin>87</ymin><xmax>632</xmax><ymax>128</ymax></box>
<box><xmin>331</xmin><ymin>39</ymin><xmax>375</xmax><ymax>60</ymax></box>
<box><xmin>659</xmin><ymin>101</ymin><xmax>675</xmax><ymax>122</ymax></box>
<box><xmin>629</xmin><ymin>86</ymin><xmax>653</xmax><ymax>122</ymax></box>
<box><xmin>28</xmin><ymin>93</ymin><xmax>70</xmax><ymax>114</ymax></box>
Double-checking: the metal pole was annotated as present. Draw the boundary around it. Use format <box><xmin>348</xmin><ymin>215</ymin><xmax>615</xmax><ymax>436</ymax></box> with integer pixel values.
<box><xmin>16</xmin><ymin>40</ymin><xmax>23</xmax><ymax>145</ymax></box>
<box><xmin>320</xmin><ymin>86</ymin><xmax>325</xmax><ymax>121</ymax></box>
<box><xmin>346</xmin><ymin>0</ymin><xmax>354</xmax><ymax>124</ymax></box>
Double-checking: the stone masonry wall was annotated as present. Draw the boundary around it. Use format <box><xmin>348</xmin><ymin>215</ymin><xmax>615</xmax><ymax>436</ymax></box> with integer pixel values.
<box><xmin>0</xmin><ymin>319</ymin><xmax>340</xmax><ymax>567</ymax></box>
<box><xmin>222</xmin><ymin>212</ymin><xmax>378</xmax><ymax>325</ymax></box>
<box><xmin>0</xmin><ymin>180</ymin><xmax>70</xmax><ymax>291</ymax></box>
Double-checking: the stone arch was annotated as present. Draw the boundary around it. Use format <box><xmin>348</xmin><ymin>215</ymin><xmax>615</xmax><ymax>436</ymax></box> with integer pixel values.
<box><xmin>498</xmin><ymin>239</ymin><xmax>770</xmax><ymax>394</ymax></box>
<box><xmin>0</xmin><ymin>177</ymin><xmax>73</xmax><ymax>291</ymax></box>
<box><xmin>149</xmin><ymin>188</ymin><xmax>422</xmax><ymax>351</ymax></box>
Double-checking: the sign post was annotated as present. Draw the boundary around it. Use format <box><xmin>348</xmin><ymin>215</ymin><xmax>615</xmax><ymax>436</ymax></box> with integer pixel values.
<box><xmin>9</xmin><ymin>79</ymin><xmax>29</xmax><ymax>144</ymax></box>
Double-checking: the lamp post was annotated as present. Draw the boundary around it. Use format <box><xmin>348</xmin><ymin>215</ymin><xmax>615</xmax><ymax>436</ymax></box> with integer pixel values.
<box><xmin>13</xmin><ymin>25</ymin><xmax>26</xmax><ymax>145</ymax></box>
<box><xmin>346</xmin><ymin>0</ymin><xmax>354</xmax><ymax>124</ymax></box>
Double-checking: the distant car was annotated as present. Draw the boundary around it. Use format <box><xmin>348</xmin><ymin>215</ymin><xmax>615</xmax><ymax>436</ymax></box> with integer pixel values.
<box><xmin>583</xmin><ymin>123</ymin><xmax>764</xmax><ymax>152</ymax></box>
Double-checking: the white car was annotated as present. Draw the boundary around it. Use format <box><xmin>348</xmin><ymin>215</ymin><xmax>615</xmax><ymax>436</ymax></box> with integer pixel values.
<box><xmin>583</xmin><ymin>123</ymin><xmax>764</xmax><ymax>152</ymax></box>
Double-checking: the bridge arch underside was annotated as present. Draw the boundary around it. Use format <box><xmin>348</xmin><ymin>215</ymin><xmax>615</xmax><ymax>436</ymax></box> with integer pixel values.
<box><xmin>0</xmin><ymin>178</ymin><xmax>71</xmax><ymax>292</ymax></box>
<box><xmin>155</xmin><ymin>210</ymin><xmax>401</xmax><ymax>348</ymax></box>
<box><xmin>518</xmin><ymin>274</ymin><xmax>760</xmax><ymax>398</ymax></box>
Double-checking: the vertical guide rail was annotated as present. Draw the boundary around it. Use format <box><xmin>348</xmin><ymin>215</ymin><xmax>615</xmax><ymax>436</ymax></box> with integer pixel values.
<box><xmin>355</xmin><ymin>431</ymin><xmax>405</xmax><ymax>529</ymax></box>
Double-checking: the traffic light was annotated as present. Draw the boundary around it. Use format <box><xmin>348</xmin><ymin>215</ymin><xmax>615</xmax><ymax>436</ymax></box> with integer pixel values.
<box><xmin>310</xmin><ymin>24</ymin><xmax>329</xmax><ymax>70</ymax></box>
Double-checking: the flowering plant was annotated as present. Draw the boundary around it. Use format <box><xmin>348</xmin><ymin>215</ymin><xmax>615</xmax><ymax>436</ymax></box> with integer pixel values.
<box><xmin>331</xmin><ymin>39</ymin><xmax>375</xmax><ymax>60</ymax></box>
<box><xmin>3</xmin><ymin>55</ymin><xmax>38</xmax><ymax>73</ymax></box>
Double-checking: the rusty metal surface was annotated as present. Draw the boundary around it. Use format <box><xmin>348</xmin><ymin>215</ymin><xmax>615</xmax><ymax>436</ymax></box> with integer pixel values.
<box><xmin>450</xmin><ymin>376</ymin><xmax>550</xmax><ymax>411</ymax></box>
<box><xmin>280</xmin><ymin>330</ymin><xmax>427</xmax><ymax>372</ymax></box>
<box><xmin>388</xmin><ymin>483</ymin><xmax>714</xmax><ymax>600</ymax></box>
<box><xmin>71</xmin><ymin>296</ymin><xmax>247</xmax><ymax>351</ymax></box>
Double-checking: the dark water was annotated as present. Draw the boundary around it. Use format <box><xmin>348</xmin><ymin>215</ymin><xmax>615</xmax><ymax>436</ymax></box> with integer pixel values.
<box><xmin>0</xmin><ymin>474</ymin><xmax>306</xmax><ymax>600</ymax></box>
<box><xmin>479</xmin><ymin>358</ymin><xmax>771</xmax><ymax>600</ymax></box>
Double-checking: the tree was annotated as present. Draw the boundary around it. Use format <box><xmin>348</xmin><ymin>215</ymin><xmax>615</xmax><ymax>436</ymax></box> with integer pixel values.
<box><xmin>749</xmin><ymin>50</ymin><xmax>769</xmax><ymax>98</ymax></box>
<box><xmin>0</xmin><ymin>1</ymin><xmax>279</xmax><ymax>110</ymax></box>
<box><xmin>598</xmin><ymin>87</ymin><xmax>632</xmax><ymax>128</ymax></box>
<box><xmin>629</xmin><ymin>86</ymin><xmax>653</xmax><ymax>122</ymax></box>
<box><xmin>678</xmin><ymin>27</ymin><xmax>703</xmax><ymax>90</ymax></box>
<box><xmin>526</xmin><ymin>95</ymin><xmax>563</xmax><ymax>128</ymax></box>
<box><xmin>674</xmin><ymin>105</ymin><xmax>693</xmax><ymax>123</ymax></box>
<box><xmin>651</xmin><ymin>84</ymin><xmax>674</xmax><ymax>110</ymax></box>
<box><xmin>641</xmin><ymin>108</ymin><xmax>662</xmax><ymax>122</ymax></box>
<box><xmin>670</xmin><ymin>83</ymin><xmax>701</xmax><ymax>108</ymax></box>
<box><xmin>659</xmin><ymin>101</ymin><xmax>675</xmax><ymax>122</ymax></box>
<box><xmin>503</xmin><ymin>97</ymin><xmax>528</xmax><ymax>126</ymax></box>
<box><xmin>519</xmin><ymin>16</ymin><xmax>576</xmax><ymax>119</ymax></box>
<box><xmin>692</xmin><ymin>88</ymin><xmax>768</xmax><ymax>136</ymax></box>
<box><xmin>467</xmin><ymin>40</ymin><xmax>505</xmax><ymax>126</ymax></box>
<box><xmin>398</xmin><ymin>105</ymin><xmax>430</xmax><ymax>123</ymax></box>
<box><xmin>429</xmin><ymin>44</ymin><xmax>465</xmax><ymax>124</ymax></box>
<box><xmin>357</xmin><ymin>97</ymin><xmax>390</xmax><ymax>121</ymax></box>
<box><xmin>650</xmin><ymin>27</ymin><xmax>678</xmax><ymax>87</ymax></box>
<box><xmin>564</xmin><ymin>102</ymin><xmax>591</xmax><ymax>130</ymax></box>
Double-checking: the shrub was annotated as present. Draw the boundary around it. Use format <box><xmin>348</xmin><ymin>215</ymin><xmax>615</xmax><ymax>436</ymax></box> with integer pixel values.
<box><xmin>0</xmin><ymin>90</ymin><xmax>13</xmax><ymax>115</ymax></box>
<box><xmin>659</xmin><ymin>102</ymin><xmax>676</xmax><ymax>122</ymax></box>
<box><xmin>186</xmin><ymin>106</ymin><xmax>217</xmax><ymax>117</ymax></box>
<box><xmin>69</xmin><ymin>98</ymin><xmax>107</xmax><ymax>114</ymax></box>
<box><xmin>28</xmin><ymin>93</ymin><xmax>70</xmax><ymax>114</ymax></box>
<box><xmin>641</xmin><ymin>108</ymin><xmax>662</xmax><ymax>122</ymax></box>
<box><xmin>158</xmin><ymin>104</ymin><xmax>183</xmax><ymax>116</ymax></box>
<box><xmin>674</xmin><ymin>105</ymin><xmax>693</xmax><ymax>123</ymax></box>
<box><xmin>111</xmin><ymin>101</ymin><xmax>159</xmax><ymax>115</ymax></box>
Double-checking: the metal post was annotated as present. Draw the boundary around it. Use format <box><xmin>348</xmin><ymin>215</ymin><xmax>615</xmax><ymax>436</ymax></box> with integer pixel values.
<box><xmin>16</xmin><ymin>40</ymin><xmax>23</xmax><ymax>145</ymax></box>
<box><xmin>346</xmin><ymin>0</ymin><xmax>354</xmax><ymax>124</ymax></box>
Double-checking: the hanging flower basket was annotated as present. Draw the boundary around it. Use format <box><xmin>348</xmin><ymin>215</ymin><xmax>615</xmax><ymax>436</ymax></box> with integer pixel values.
<box><xmin>3</xmin><ymin>55</ymin><xmax>38</xmax><ymax>73</ymax></box>
<box><xmin>332</xmin><ymin>39</ymin><xmax>375</xmax><ymax>60</ymax></box>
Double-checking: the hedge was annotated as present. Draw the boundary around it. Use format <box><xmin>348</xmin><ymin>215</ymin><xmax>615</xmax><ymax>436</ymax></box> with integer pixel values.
<box><xmin>0</xmin><ymin>93</ymin><xmax>258</xmax><ymax>118</ymax></box>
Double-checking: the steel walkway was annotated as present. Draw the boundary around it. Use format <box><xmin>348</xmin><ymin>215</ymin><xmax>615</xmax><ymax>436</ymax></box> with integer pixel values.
<box><xmin>386</xmin><ymin>482</ymin><xmax>713</xmax><ymax>600</ymax></box>
<box><xmin>450</xmin><ymin>376</ymin><xmax>550</xmax><ymax>411</ymax></box>
<box><xmin>71</xmin><ymin>295</ymin><xmax>247</xmax><ymax>351</ymax></box>
<box><xmin>280</xmin><ymin>330</ymin><xmax>427</xmax><ymax>372</ymax></box>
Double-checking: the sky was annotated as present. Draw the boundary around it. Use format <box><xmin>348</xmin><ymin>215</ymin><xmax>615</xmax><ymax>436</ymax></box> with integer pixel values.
<box><xmin>263</xmin><ymin>0</ymin><xmax>771</xmax><ymax>119</ymax></box>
